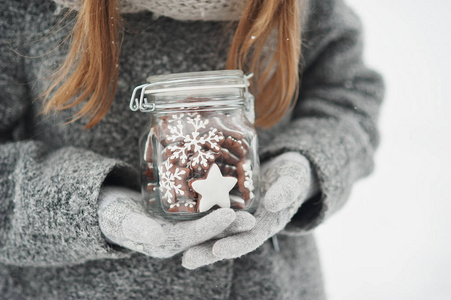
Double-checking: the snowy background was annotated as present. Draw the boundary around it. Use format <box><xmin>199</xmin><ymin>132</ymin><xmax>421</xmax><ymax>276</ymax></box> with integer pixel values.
<box><xmin>315</xmin><ymin>0</ymin><xmax>451</xmax><ymax>299</ymax></box>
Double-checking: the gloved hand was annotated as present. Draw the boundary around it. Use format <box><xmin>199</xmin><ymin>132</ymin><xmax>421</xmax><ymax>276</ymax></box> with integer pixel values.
<box><xmin>182</xmin><ymin>151</ymin><xmax>316</xmax><ymax>269</ymax></box>
<box><xmin>98</xmin><ymin>186</ymin><xmax>255</xmax><ymax>258</ymax></box>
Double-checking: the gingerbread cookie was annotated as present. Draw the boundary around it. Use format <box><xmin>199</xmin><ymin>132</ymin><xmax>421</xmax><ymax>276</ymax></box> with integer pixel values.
<box><xmin>218</xmin><ymin>148</ymin><xmax>241</xmax><ymax>165</ymax></box>
<box><xmin>158</xmin><ymin>159</ymin><xmax>191</xmax><ymax>206</ymax></box>
<box><xmin>236</xmin><ymin>160</ymin><xmax>255</xmax><ymax>201</ymax></box>
<box><xmin>216</xmin><ymin>162</ymin><xmax>238</xmax><ymax>178</ymax></box>
<box><xmin>163</xmin><ymin>118</ymin><xmax>224</xmax><ymax>169</ymax></box>
<box><xmin>222</xmin><ymin>136</ymin><xmax>247</xmax><ymax>158</ymax></box>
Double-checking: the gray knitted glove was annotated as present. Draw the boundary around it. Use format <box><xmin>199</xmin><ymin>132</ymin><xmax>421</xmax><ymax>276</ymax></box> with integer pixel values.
<box><xmin>182</xmin><ymin>152</ymin><xmax>315</xmax><ymax>269</ymax></box>
<box><xmin>98</xmin><ymin>187</ymin><xmax>255</xmax><ymax>258</ymax></box>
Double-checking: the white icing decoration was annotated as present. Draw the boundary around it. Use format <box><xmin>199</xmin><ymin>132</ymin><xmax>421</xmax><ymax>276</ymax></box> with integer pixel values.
<box><xmin>168</xmin><ymin>113</ymin><xmax>185</xmax><ymax>124</ymax></box>
<box><xmin>191</xmin><ymin>163</ymin><xmax>237</xmax><ymax>212</ymax></box>
<box><xmin>242</xmin><ymin>160</ymin><xmax>255</xmax><ymax>199</ymax></box>
<box><xmin>169</xmin><ymin>199</ymin><xmax>196</xmax><ymax>209</ymax></box>
<box><xmin>158</xmin><ymin>160</ymin><xmax>186</xmax><ymax>203</ymax></box>
<box><xmin>165</xmin><ymin>114</ymin><xmax>224</xmax><ymax>168</ymax></box>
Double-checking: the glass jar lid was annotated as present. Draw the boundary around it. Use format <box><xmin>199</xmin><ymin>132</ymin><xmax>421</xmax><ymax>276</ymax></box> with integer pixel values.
<box><xmin>129</xmin><ymin>70</ymin><xmax>254</xmax><ymax>113</ymax></box>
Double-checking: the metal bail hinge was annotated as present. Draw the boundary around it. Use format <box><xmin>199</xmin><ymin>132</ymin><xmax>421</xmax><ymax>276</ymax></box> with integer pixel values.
<box><xmin>129</xmin><ymin>83</ymin><xmax>156</xmax><ymax>112</ymax></box>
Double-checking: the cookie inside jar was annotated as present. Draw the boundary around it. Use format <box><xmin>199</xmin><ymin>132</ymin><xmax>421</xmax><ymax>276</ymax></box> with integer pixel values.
<box><xmin>142</xmin><ymin>107</ymin><xmax>258</xmax><ymax>219</ymax></box>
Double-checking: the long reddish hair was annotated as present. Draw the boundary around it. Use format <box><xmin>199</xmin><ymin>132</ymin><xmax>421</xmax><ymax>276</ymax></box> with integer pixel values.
<box><xmin>41</xmin><ymin>0</ymin><xmax>304</xmax><ymax>129</ymax></box>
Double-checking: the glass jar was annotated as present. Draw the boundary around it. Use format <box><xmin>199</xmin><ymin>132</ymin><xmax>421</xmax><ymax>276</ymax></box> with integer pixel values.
<box><xmin>130</xmin><ymin>70</ymin><xmax>260</xmax><ymax>220</ymax></box>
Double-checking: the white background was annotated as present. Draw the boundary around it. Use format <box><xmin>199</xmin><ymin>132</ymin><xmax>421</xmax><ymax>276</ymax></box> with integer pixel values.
<box><xmin>315</xmin><ymin>0</ymin><xmax>451</xmax><ymax>299</ymax></box>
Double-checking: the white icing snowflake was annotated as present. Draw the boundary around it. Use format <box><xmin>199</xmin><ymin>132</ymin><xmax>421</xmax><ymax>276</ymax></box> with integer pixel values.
<box><xmin>158</xmin><ymin>159</ymin><xmax>186</xmax><ymax>204</ymax></box>
<box><xmin>165</xmin><ymin>114</ymin><xmax>224</xmax><ymax>169</ymax></box>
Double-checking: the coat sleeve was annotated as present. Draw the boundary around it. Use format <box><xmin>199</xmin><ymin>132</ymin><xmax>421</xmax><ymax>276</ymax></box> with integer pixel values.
<box><xmin>0</xmin><ymin>0</ymin><xmax>135</xmax><ymax>267</ymax></box>
<box><xmin>259</xmin><ymin>0</ymin><xmax>385</xmax><ymax>235</ymax></box>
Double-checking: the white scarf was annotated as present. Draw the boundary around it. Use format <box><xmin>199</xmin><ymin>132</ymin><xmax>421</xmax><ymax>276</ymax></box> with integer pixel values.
<box><xmin>52</xmin><ymin>0</ymin><xmax>246</xmax><ymax>21</ymax></box>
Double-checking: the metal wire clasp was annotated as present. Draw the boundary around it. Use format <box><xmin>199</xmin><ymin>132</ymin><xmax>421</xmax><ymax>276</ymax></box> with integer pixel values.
<box><xmin>129</xmin><ymin>83</ymin><xmax>156</xmax><ymax>112</ymax></box>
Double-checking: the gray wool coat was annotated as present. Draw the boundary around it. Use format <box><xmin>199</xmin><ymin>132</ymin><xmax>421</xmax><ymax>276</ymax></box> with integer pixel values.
<box><xmin>0</xmin><ymin>0</ymin><xmax>384</xmax><ymax>299</ymax></box>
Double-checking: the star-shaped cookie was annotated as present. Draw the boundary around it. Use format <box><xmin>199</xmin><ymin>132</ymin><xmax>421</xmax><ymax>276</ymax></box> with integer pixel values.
<box><xmin>191</xmin><ymin>163</ymin><xmax>237</xmax><ymax>212</ymax></box>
